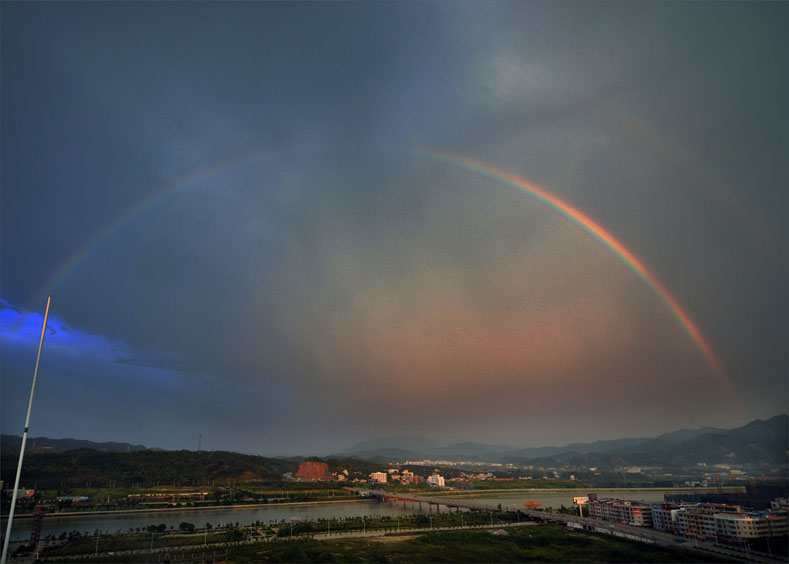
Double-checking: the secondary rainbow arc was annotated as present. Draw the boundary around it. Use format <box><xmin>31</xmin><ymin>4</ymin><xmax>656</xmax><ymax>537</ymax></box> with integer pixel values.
<box><xmin>33</xmin><ymin>145</ymin><xmax>734</xmax><ymax>399</ymax></box>
<box><xmin>31</xmin><ymin>151</ymin><xmax>264</xmax><ymax>308</ymax></box>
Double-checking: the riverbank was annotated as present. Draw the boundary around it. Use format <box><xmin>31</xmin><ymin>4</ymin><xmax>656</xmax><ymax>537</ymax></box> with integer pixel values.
<box><xmin>3</xmin><ymin>498</ymin><xmax>365</xmax><ymax>520</ymax></box>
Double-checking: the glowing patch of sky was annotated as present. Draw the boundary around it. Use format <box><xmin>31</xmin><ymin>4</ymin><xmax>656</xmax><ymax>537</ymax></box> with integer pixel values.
<box><xmin>25</xmin><ymin>140</ymin><xmax>736</xmax><ymax>400</ymax></box>
<box><xmin>414</xmin><ymin>149</ymin><xmax>736</xmax><ymax>401</ymax></box>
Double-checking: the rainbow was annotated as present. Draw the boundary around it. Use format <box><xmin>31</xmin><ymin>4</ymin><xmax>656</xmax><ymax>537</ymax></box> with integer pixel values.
<box><xmin>417</xmin><ymin>149</ymin><xmax>733</xmax><ymax>395</ymax></box>
<box><xmin>31</xmin><ymin>150</ymin><xmax>266</xmax><ymax>308</ymax></box>
<box><xmin>33</xmin><ymin>145</ymin><xmax>734</xmax><ymax>397</ymax></box>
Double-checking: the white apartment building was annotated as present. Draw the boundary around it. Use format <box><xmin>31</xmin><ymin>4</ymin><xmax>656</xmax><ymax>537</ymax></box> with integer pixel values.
<box><xmin>650</xmin><ymin>503</ymin><xmax>684</xmax><ymax>534</ymax></box>
<box><xmin>593</xmin><ymin>498</ymin><xmax>789</xmax><ymax>543</ymax></box>
<box><xmin>673</xmin><ymin>503</ymin><xmax>788</xmax><ymax>542</ymax></box>
<box><xmin>427</xmin><ymin>473</ymin><xmax>445</xmax><ymax>487</ymax></box>
<box><xmin>369</xmin><ymin>472</ymin><xmax>387</xmax><ymax>484</ymax></box>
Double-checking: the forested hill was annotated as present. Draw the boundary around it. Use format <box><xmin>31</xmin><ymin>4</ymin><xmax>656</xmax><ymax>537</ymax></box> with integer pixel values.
<box><xmin>0</xmin><ymin>446</ymin><xmax>392</xmax><ymax>489</ymax></box>
<box><xmin>0</xmin><ymin>448</ymin><xmax>299</xmax><ymax>488</ymax></box>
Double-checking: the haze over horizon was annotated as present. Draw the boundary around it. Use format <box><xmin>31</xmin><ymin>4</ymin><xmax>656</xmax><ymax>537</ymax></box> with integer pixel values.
<box><xmin>2</xmin><ymin>2</ymin><xmax>786</xmax><ymax>456</ymax></box>
<box><xmin>3</xmin><ymin>414</ymin><xmax>786</xmax><ymax>459</ymax></box>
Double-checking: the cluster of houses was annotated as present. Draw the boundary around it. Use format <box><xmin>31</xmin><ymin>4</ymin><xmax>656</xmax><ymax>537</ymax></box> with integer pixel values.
<box><xmin>368</xmin><ymin>469</ymin><xmax>445</xmax><ymax>487</ymax></box>
<box><xmin>292</xmin><ymin>461</ymin><xmax>448</xmax><ymax>487</ymax></box>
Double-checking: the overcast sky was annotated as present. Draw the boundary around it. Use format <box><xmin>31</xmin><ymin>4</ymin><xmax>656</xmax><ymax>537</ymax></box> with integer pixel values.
<box><xmin>2</xmin><ymin>2</ymin><xmax>786</xmax><ymax>455</ymax></box>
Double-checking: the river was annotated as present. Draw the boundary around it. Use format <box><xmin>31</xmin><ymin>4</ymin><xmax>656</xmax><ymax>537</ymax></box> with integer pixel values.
<box><xmin>1</xmin><ymin>488</ymin><xmax>703</xmax><ymax>541</ymax></box>
<box><xmin>3</xmin><ymin>500</ymin><xmax>425</xmax><ymax>541</ymax></box>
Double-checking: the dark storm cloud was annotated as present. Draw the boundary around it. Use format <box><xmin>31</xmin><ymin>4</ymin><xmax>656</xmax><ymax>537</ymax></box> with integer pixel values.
<box><xmin>2</xmin><ymin>2</ymin><xmax>786</xmax><ymax>453</ymax></box>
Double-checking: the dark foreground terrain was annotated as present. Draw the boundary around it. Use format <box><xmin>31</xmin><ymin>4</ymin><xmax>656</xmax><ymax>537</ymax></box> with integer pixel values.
<box><xmin>39</xmin><ymin>524</ymin><xmax>735</xmax><ymax>563</ymax></box>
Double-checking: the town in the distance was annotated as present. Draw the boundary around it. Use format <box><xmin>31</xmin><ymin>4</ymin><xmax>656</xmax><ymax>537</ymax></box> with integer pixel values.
<box><xmin>1</xmin><ymin>414</ymin><xmax>787</xmax><ymax>562</ymax></box>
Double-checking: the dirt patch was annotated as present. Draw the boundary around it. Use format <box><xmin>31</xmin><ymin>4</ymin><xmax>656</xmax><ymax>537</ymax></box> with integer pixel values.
<box><xmin>369</xmin><ymin>534</ymin><xmax>422</xmax><ymax>544</ymax></box>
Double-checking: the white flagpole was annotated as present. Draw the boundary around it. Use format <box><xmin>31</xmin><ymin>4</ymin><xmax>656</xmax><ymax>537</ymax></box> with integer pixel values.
<box><xmin>1</xmin><ymin>297</ymin><xmax>51</xmax><ymax>564</ymax></box>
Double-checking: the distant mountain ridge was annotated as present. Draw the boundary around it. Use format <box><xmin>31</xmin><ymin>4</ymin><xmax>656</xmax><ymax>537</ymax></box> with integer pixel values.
<box><xmin>337</xmin><ymin>425</ymin><xmax>729</xmax><ymax>460</ymax></box>
<box><xmin>503</xmin><ymin>426</ymin><xmax>728</xmax><ymax>459</ymax></box>
<box><xmin>334</xmin><ymin>416</ymin><xmax>786</xmax><ymax>467</ymax></box>
<box><xmin>510</xmin><ymin>416</ymin><xmax>788</xmax><ymax>470</ymax></box>
<box><xmin>341</xmin><ymin>435</ymin><xmax>441</xmax><ymax>455</ymax></box>
<box><xmin>1</xmin><ymin>435</ymin><xmax>149</xmax><ymax>454</ymax></box>
<box><xmin>340</xmin><ymin>438</ymin><xmax>519</xmax><ymax>461</ymax></box>
<box><xmin>2</xmin><ymin>416</ymin><xmax>785</xmax><ymax>469</ymax></box>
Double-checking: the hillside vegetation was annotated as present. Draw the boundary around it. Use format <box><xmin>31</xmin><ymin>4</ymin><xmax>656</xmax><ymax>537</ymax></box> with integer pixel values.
<box><xmin>0</xmin><ymin>449</ymin><xmax>296</xmax><ymax>488</ymax></box>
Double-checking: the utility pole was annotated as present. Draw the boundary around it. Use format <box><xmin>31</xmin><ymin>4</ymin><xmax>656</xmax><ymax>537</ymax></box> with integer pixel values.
<box><xmin>1</xmin><ymin>297</ymin><xmax>51</xmax><ymax>564</ymax></box>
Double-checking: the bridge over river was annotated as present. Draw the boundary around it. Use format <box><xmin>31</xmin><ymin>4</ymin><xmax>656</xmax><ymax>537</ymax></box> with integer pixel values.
<box><xmin>351</xmin><ymin>488</ymin><xmax>503</xmax><ymax>513</ymax></box>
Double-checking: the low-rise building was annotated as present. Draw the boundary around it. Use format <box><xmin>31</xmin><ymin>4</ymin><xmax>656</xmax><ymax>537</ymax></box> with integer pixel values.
<box><xmin>675</xmin><ymin>504</ymin><xmax>743</xmax><ymax>540</ymax></box>
<box><xmin>650</xmin><ymin>503</ymin><xmax>682</xmax><ymax>534</ymax></box>
<box><xmin>590</xmin><ymin>496</ymin><xmax>789</xmax><ymax>544</ymax></box>
<box><xmin>717</xmin><ymin>507</ymin><xmax>788</xmax><ymax>541</ymax></box>
<box><xmin>294</xmin><ymin>461</ymin><xmax>330</xmax><ymax>481</ymax></box>
<box><xmin>127</xmin><ymin>491</ymin><xmax>208</xmax><ymax>503</ymax></box>
<box><xmin>398</xmin><ymin>470</ymin><xmax>422</xmax><ymax>484</ymax></box>
<box><xmin>369</xmin><ymin>472</ymin><xmax>387</xmax><ymax>484</ymax></box>
<box><xmin>586</xmin><ymin>498</ymin><xmax>653</xmax><ymax>527</ymax></box>
<box><xmin>427</xmin><ymin>473</ymin><xmax>445</xmax><ymax>487</ymax></box>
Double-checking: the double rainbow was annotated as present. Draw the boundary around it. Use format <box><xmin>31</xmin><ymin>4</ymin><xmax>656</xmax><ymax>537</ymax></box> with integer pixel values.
<box><xmin>33</xmin><ymin>146</ymin><xmax>732</xmax><ymax>396</ymax></box>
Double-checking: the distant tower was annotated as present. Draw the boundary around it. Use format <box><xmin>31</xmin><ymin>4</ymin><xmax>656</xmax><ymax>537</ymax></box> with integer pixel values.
<box><xmin>197</xmin><ymin>434</ymin><xmax>202</xmax><ymax>452</ymax></box>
